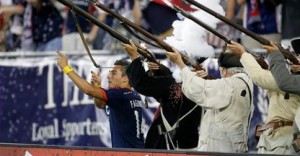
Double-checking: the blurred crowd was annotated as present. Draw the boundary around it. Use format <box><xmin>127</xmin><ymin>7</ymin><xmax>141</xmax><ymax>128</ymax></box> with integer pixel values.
<box><xmin>0</xmin><ymin>0</ymin><xmax>299</xmax><ymax>54</ymax></box>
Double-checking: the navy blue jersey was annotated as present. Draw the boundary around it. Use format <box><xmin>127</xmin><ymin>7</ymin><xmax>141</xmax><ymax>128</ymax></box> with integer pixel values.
<box><xmin>103</xmin><ymin>88</ymin><xmax>144</xmax><ymax>148</ymax></box>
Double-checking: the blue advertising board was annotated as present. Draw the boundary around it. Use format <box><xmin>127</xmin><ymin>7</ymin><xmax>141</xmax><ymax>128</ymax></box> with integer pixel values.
<box><xmin>0</xmin><ymin>55</ymin><xmax>268</xmax><ymax>151</ymax></box>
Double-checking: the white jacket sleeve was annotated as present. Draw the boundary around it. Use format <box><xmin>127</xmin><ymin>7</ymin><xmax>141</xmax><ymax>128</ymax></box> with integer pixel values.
<box><xmin>180</xmin><ymin>66</ymin><xmax>234</xmax><ymax>110</ymax></box>
<box><xmin>240</xmin><ymin>53</ymin><xmax>281</xmax><ymax>92</ymax></box>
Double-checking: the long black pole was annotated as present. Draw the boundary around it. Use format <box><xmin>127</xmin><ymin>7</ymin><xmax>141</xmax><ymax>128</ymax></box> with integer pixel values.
<box><xmin>172</xmin><ymin>5</ymin><xmax>269</xmax><ymax>69</ymax></box>
<box><xmin>185</xmin><ymin>0</ymin><xmax>299</xmax><ymax>65</ymax></box>
<box><xmin>56</xmin><ymin>0</ymin><xmax>158</xmax><ymax>63</ymax></box>
<box><xmin>86</xmin><ymin>0</ymin><xmax>206</xmax><ymax>71</ymax></box>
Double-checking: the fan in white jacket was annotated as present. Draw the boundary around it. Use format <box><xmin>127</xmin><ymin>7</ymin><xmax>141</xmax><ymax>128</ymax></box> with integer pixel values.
<box><xmin>166</xmin><ymin>49</ymin><xmax>254</xmax><ymax>153</ymax></box>
<box><xmin>227</xmin><ymin>41</ymin><xmax>300</xmax><ymax>154</ymax></box>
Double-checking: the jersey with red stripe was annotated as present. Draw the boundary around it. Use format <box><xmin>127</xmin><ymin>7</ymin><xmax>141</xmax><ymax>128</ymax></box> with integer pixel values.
<box><xmin>103</xmin><ymin>88</ymin><xmax>144</xmax><ymax>148</ymax></box>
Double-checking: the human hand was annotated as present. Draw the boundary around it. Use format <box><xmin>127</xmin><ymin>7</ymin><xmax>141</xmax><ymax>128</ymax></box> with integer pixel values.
<box><xmin>90</xmin><ymin>71</ymin><xmax>101</xmax><ymax>87</ymax></box>
<box><xmin>86</xmin><ymin>27</ymin><xmax>98</xmax><ymax>44</ymax></box>
<box><xmin>290</xmin><ymin>65</ymin><xmax>300</xmax><ymax>73</ymax></box>
<box><xmin>56</xmin><ymin>51</ymin><xmax>69</xmax><ymax>69</ymax></box>
<box><xmin>85</xmin><ymin>35</ymin><xmax>94</xmax><ymax>44</ymax></box>
<box><xmin>166</xmin><ymin>48</ymin><xmax>182</xmax><ymax>64</ymax></box>
<box><xmin>262</xmin><ymin>42</ymin><xmax>279</xmax><ymax>53</ymax></box>
<box><xmin>289</xmin><ymin>56</ymin><xmax>300</xmax><ymax>73</ymax></box>
<box><xmin>122</xmin><ymin>39</ymin><xmax>138</xmax><ymax>60</ymax></box>
<box><xmin>195</xmin><ymin>70</ymin><xmax>208</xmax><ymax>78</ymax></box>
<box><xmin>166</xmin><ymin>48</ymin><xmax>186</xmax><ymax>69</ymax></box>
<box><xmin>227</xmin><ymin>41</ymin><xmax>246</xmax><ymax>57</ymax></box>
<box><xmin>147</xmin><ymin>61</ymin><xmax>160</xmax><ymax>71</ymax></box>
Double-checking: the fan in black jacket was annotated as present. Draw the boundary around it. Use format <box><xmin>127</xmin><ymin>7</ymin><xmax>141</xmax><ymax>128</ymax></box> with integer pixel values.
<box><xmin>123</xmin><ymin>41</ymin><xmax>202</xmax><ymax>149</ymax></box>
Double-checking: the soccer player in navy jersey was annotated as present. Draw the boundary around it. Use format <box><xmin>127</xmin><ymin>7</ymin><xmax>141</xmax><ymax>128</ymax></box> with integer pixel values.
<box><xmin>56</xmin><ymin>51</ymin><xmax>144</xmax><ymax>148</ymax></box>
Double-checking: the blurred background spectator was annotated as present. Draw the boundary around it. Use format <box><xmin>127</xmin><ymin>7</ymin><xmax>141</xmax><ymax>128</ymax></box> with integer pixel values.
<box><xmin>206</xmin><ymin>0</ymin><xmax>244</xmax><ymax>48</ymax></box>
<box><xmin>92</xmin><ymin>0</ymin><xmax>134</xmax><ymax>53</ymax></box>
<box><xmin>0</xmin><ymin>0</ymin><xmax>298</xmax><ymax>55</ymax></box>
<box><xmin>136</xmin><ymin>0</ymin><xmax>196</xmax><ymax>39</ymax></box>
<box><xmin>21</xmin><ymin>0</ymin><xmax>63</xmax><ymax>51</ymax></box>
<box><xmin>0</xmin><ymin>0</ymin><xmax>25</xmax><ymax>52</ymax></box>
<box><xmin>239</xmin><ymin>0</ymin><xmax>281</xmax><ymax>49</ymax></box>
<box><xmin>62</xmin><ymin>0</ymin><xmax>99</xmax><ymax>51</ymax></box>
<box><xmin>280</xmin><ymin>0</ymin><xmax>300</xmax><ymax>50</ymax></box>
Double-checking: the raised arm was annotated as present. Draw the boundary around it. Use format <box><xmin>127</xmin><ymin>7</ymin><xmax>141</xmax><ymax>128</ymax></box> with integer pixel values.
<box><xmin>265</xmin><ymin>43</ymin><xmax>300</xmax><ymax>95</ymax></box>
<box><xmin>227</xmin><ymin>41</ymin><xmax>280</xmax><ymax>91</ymax></box>
<box><xmin>166</xmin><ymin>50</ymin><xmax>233</xmax><ymax>109</ymax></box>
<box><xmin>90</xmin><ymin>71</ymin><xmax>106</xmax><ymax>109</ymax></box>
<box><xmin>122</xmin><ymin>40</ymin><xmax>173</xmax><ymax>97</ymax></box>
<box><xmin>56</xmin><ymin>51</ymin><xmax>108</xmax><ymax>102</ymax></box>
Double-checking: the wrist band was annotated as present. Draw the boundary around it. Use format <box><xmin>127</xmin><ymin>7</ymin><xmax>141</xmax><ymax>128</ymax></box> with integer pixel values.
<box><xmin>97</xmin><ymin>84</ymin><xmax>102</xmax><ymax>88</ymax></box>
<box><xmin>63</xmin><ymin>65</ymin><xmax>73</xmax><ymax>74</ymax></box>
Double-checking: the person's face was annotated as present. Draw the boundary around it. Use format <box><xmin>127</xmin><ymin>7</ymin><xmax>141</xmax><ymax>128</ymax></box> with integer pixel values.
<box><xmin>107</xmin><ymin>65</ymin><xmax>126</xmax><ymax>88</ymax></box>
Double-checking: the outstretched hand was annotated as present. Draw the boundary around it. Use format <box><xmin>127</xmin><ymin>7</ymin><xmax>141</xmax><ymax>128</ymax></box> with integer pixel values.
<box><xmin>147</xmin><ymin>61</ymin><xmax>160</xmax><ymax>71</ymax></box>
<box><xmin>56</xmin><ymin>51</ymin><xmax>69</xmax><ymax>69</ymax></box>
<box><xmin>195</xmin><ymin>70</ymin><xmax>208</xmax><ymax>78</ymax></box>
<box><xmin>122</xmin><ymin>39</ymin><xmax>138</xmax><ymax>60</ymax></box>
<box><xmin>288</xmin><ymin>56</ymin><xmax>300</xmax><ymax>73</ymax></box>
<box><xmin>290</xmin><ymin>64</ymin><xmax>300</xmax><ymax>73</ymax></box>
<box><xmin>166</xmin><ymin>49</ymin><xmax>181</xmax><ymax>64</ymax></box>
<box><xmin>90</xmin><ymin>71</ymin><xmax>102</xmax><ymax>87</ymax></box>
<box><xmin>227</xmin><ymin>41</ymin><xmax>246</xmax><ymax>57</ymax></box>
<box><xmin>166</xmin><ymin>48</ymin><xmax>186</xmax><ymax>69</ymax></box>
<box><xmin>262</xmin><ymin>42</ymin><xmax>279</xmax><ymax>53</ymax></box>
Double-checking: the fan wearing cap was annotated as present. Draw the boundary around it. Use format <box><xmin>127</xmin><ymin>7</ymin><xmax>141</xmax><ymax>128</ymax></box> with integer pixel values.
<box><xmin>263</xmin><ymin>38</ymin><xmax>300</xmax><ymax>154</ymax></box>
<box><xmin>287</xmin><ymin>39</ymin><xmax>300</xmax><ymax>74</ymax></box>
<box><xmin>264</xmin><ymin>39</ymin><xmax>300</xmax><ymax>95</ymax></box>
<box><xmin>166</xmin><ymin>49</ymin><xmax>254</xmax><ymax>153</ymax></box>
<box><xmin>228</xmin><ymin>41</ymin><xmax>300</xmax><ymax>154</ymax></box>
<box><xmin>122</xmin><ymin>40</ymin><xmax>202</xmax><ymax>150</ymax></box>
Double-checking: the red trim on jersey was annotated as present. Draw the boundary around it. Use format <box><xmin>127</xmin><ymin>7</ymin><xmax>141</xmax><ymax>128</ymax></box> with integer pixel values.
<box><xmin>100</xmin><ymin>88</ymin><xmax>108</xmax><ymax>102</ymax></box>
